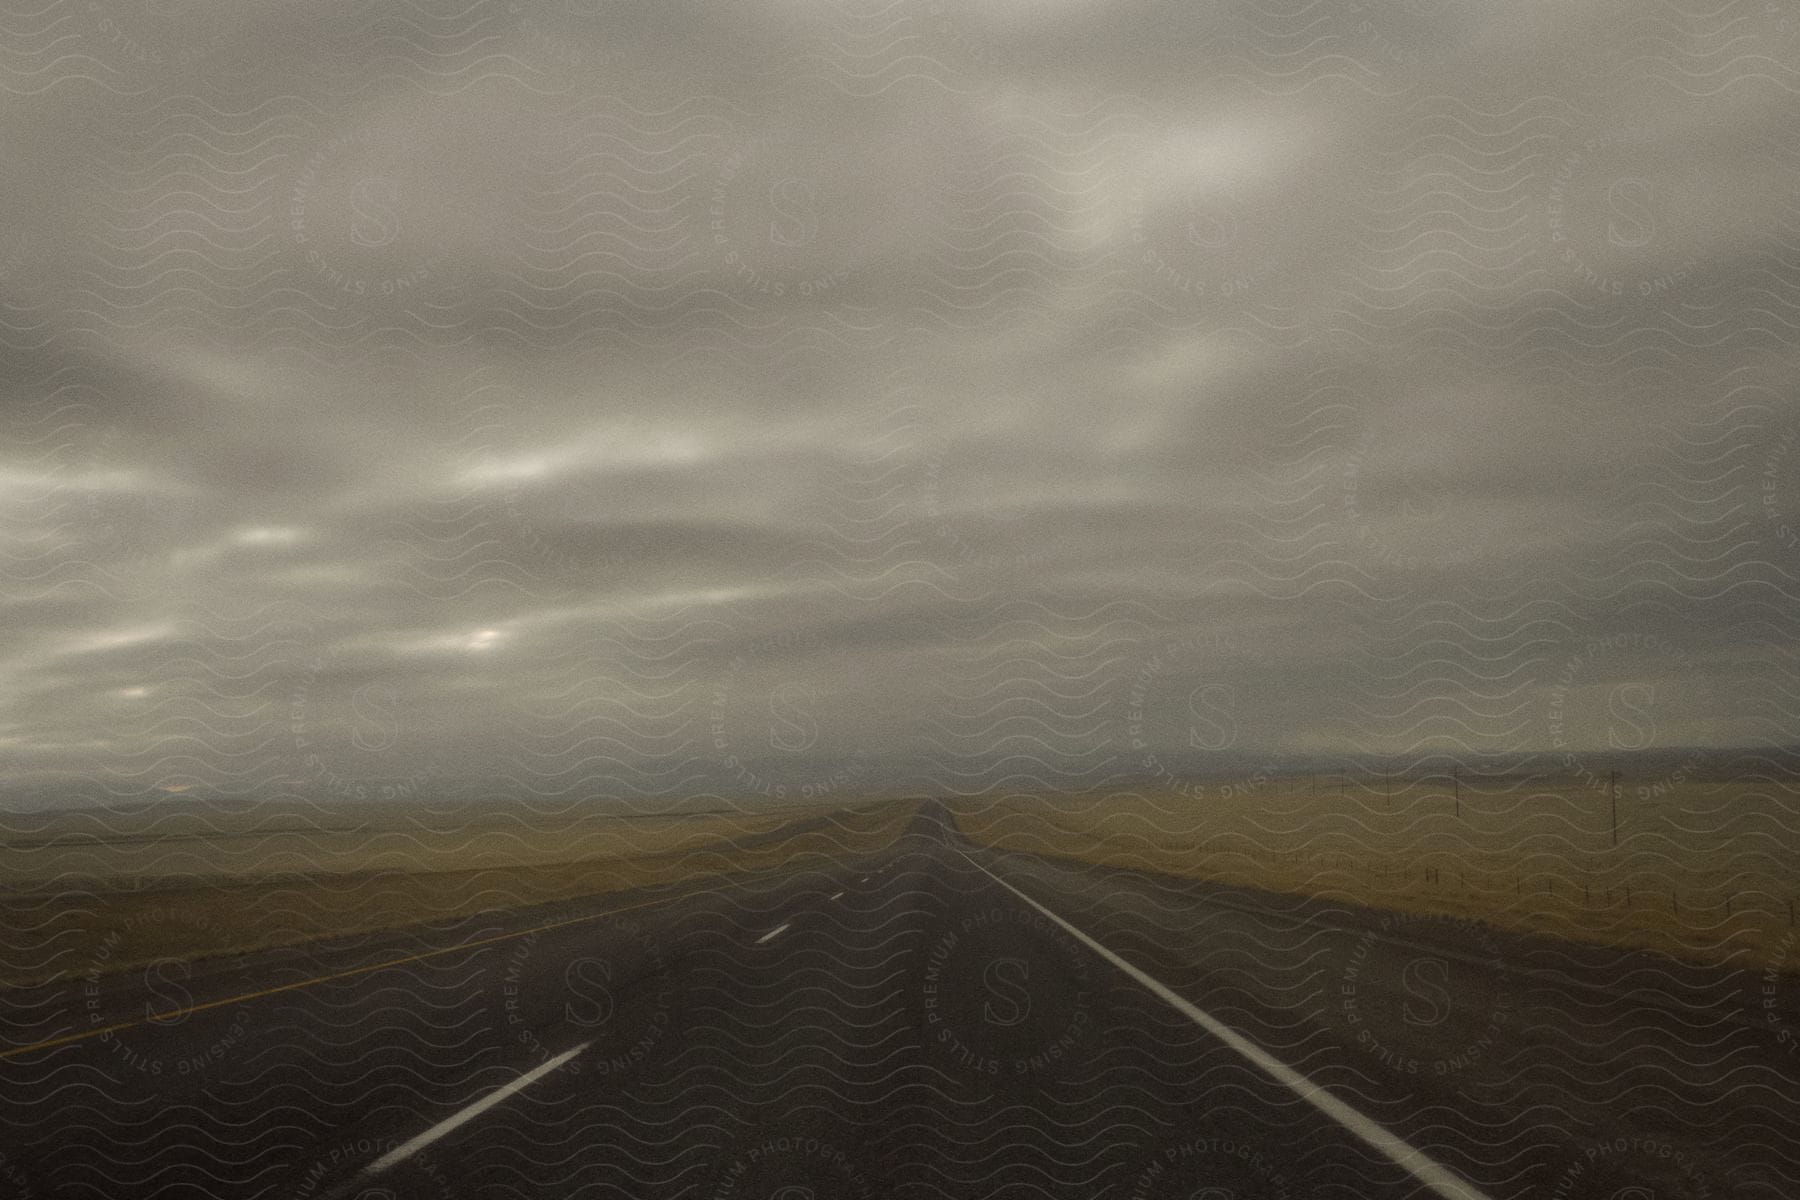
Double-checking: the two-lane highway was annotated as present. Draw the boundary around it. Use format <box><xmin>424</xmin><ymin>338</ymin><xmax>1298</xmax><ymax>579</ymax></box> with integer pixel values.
<box><xmin>3</xmin><ymin>801</ymin><xmax>1795</xmax><ymax>1198</ymax></box>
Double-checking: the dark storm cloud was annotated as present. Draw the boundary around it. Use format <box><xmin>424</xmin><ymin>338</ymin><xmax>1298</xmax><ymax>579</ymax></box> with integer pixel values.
<box><xmin>0</xmin><ymin>0</ymin><xmax>1795</xmax><ymax>807</ymax></box>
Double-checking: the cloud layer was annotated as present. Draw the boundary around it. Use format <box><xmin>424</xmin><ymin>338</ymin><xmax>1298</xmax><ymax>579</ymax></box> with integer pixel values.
<box><xmin>2</xmin><ymin>0</ymin><xmax>1798</xmax><ymax>809</ymax></box>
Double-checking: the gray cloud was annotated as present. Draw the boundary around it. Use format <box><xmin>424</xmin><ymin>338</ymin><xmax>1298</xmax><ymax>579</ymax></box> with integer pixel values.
<box><xmin>0</xmin><ymin>0</ymin><xmax>1796</xmax><ymax>809</ymax></box>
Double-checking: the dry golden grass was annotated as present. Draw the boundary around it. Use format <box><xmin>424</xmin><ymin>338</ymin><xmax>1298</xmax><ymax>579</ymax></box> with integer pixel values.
<box><xmin>946</xmin><ymin>778</ymin><xmax>1800</xmax><ymax>971</ymax></box>
<box><xmin>0</xmin><ymin>803</ymin><xmax>834</xmax><ymax>890</ymax></box>
<box><xmin>1</xmin><ymin>800</ymin><xmax>919</xmax><ymax>989</ymax></box>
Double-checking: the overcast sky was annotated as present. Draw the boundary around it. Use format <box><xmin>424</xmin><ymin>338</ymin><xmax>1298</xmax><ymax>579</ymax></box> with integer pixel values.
<box><xmin>1</xmin><ymin>0</ymin><xmax>1796</xmax><ymax>810</ymax></box>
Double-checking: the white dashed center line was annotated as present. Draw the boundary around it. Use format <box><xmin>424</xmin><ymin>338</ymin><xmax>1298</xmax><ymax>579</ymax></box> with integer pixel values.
<box><xmin>358</xmin><ymin>1040</ymin><xmax>589</xmax><ymax>1180</ymax></box>
<box><xmin>829</xmin><ymin>891</ymin><xmax>844</xmax><ymax>901</ymax></box>
<box><xmin>755</xmin><ymin>922</ymin><xmax>792</xmax><ymax>945</ymax></box>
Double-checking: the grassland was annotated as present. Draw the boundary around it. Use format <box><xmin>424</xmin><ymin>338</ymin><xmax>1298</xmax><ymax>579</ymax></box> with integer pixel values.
<box><xmin>0</xmin><ymin>799</ymin><xmax>849</xmax><ymax>889</ymax></box>
<box><xmin>0</xmin><ymin>799</ymin><xmax>919</xmax><ymax>989</ymax></box>
<box><xmin>945</xmin><ymin>776</ymin><xmax>1800</xmax><ymax>971</ymax></box>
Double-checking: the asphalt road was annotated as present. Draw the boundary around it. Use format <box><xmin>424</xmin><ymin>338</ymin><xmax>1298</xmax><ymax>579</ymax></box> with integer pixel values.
<box><xmin>2</xmin><ymin>800</ymin><xmax>1796</xmax><ymax>1199</ymax></box>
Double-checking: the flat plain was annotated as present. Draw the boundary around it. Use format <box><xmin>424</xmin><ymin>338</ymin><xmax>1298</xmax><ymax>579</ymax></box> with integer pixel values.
<box><xmin>0</xmin><ymin>798</ymin><xmax>919</xmax><ymax>988</ymax></box>
<box><xmin>946</xmin><ymin>773</ymin><xmax>1800</xmax><ymax>970</ymax></box>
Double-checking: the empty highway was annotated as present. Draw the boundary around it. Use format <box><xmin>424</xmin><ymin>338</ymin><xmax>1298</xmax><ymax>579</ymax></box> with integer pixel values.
<box><xmin>2</xmin><ymin>803</ymin><xmax>1794</xmax><ymax>1199</ymax></box>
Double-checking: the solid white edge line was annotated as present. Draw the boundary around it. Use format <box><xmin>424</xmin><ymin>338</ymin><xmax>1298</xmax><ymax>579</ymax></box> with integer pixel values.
<box><xmin>363</xmin><ymin>1041</ymin><xmax>589</xmax><ymax>1175</ymax></box>
<box><xmin>755</xmin><ymin>922</ymin><xmax>792</xmax><ymax>945</ymax></box>
<box><xmin>958</xmin><ymin>850</ymin><xmax>1496</xmax><ymax>1200</ymax></box>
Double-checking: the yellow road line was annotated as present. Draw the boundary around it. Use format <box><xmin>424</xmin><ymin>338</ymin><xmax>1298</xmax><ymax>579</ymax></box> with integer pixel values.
<box><xmin>0</xmin><ymin>890</ymin><xmax>679</xmax><ymax>1061</ymax></box>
